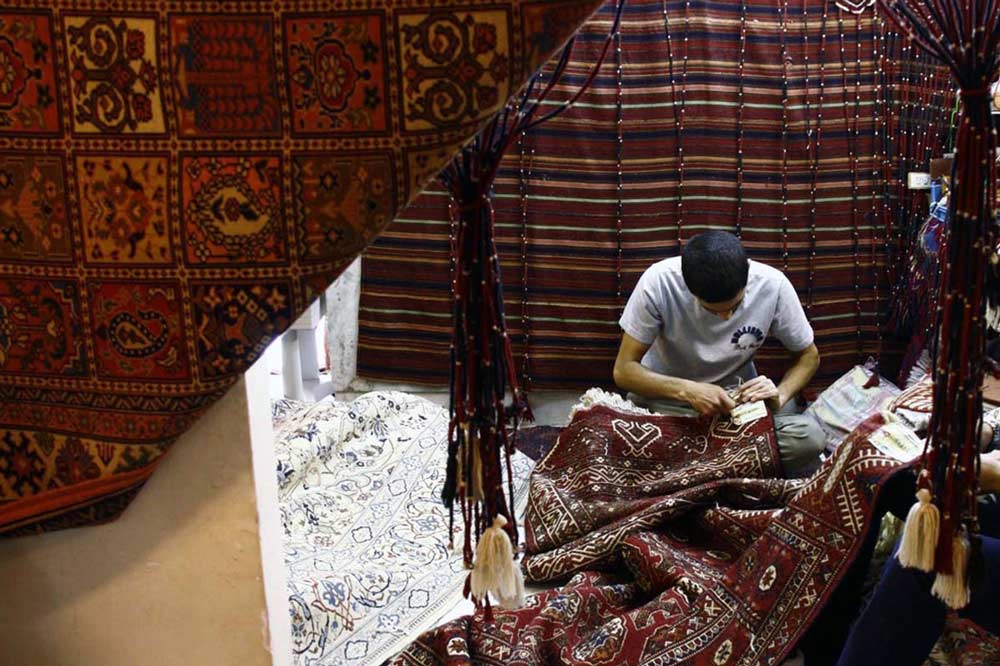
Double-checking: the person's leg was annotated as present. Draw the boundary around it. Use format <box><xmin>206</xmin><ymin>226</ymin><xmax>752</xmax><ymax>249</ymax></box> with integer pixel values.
<box><xmin>836</xmin><ymin>534</ymin><xmax>1000</xmax><ymax>666</ymax></box>
<box><xmin>772</xmin><ymin>413</ymin><xmax>826</xmax><ymax>478</ymax></box>
<box><xmin>833</xmin><ymin>554</ymin><xmax>946</xmax><ymax>666</ymax></box>
<box><xmin>957</xmin><ymin>534</ymin><xmax>1000</xmax><ymax>635</ymax></box>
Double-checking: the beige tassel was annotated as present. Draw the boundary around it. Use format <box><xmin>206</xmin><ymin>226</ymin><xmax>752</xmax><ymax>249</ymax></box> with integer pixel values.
<box><xmin>470</xmin><ymin>515</ymin><xmax>525</xmax><ymax>609</ymax></box>
<box><xmin>897</xmin><ymin>488</ymin><xmax>940</xmax><ymax>572</ymax></box>
<box><xmin>932</xmin><ymin>532</ymin><xmax>971</xmax><ymax>610</ymax></box>
<box><xmin>471</xmin><ymin>439</ymin><xmax>485</xmax><ymax>503</ymax></box>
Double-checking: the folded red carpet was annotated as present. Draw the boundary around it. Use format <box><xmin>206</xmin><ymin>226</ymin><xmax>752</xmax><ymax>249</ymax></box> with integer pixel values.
<box><xmin>393</xmin><ymin>406</ymin><xmax>902</xmax><ymax>666</ymax></box>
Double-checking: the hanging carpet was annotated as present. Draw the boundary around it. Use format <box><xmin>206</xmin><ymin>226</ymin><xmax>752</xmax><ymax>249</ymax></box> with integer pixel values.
<box><xmin>392</xmin><ymin>403</ymin><xmax>904</xmax><ymax>665</ymax></box>
<box><xmin>0</xmin><ymin>0</ymin><xmax>605</xmax><ymax>535</ymax></box>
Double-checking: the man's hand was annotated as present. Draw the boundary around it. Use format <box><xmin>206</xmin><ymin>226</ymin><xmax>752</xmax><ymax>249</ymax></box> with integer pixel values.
<box><xmin>981</xmin><ymin>450</ymin><xmax>1000</xmax><ymax>493</ymax></box>
<box><xmin>734</xmin><ymin>376</ymin><xmax>783</xmax><ymax>411</ymax></box>
<box><xmin>682</xmin><ymin>383</ymin><xmax>737</xmax><ymax>416</ymax></box>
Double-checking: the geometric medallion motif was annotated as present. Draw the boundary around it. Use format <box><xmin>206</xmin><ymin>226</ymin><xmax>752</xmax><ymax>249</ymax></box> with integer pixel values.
<box><xmin>89</xmin><ymin>281</ymin><xmax>190</xmax><ymax>381</ymax></box>
<box><xmin>0</xmin><ymin>429</ymin><xmax>48</xmax><ymax>498</ymax></box>
<box><xmin>0</xmin><ymin>11</ymin><xmax>60</xmax><ymax>133</ymax></box>
<box><xmin>834</xmin><ymin>0</ymin><xmax>875</xmax><ymax>13</ymax></box>
<box><xmin>396</xmin><ymin>9</ymin><xmax>511</xmax><ymax>131</ymax></box>
<box><xmin>182</xmin><ymin>155</ymin><xmax>286</xmax><ymax>264</ymax></box>
<box><xmin>0</xmin><ymin>278</ymin><xmax>86</xmax><ymax>377</ymax></box>
<box><xmin>63</xmin><ymin>14</ymin><xmax>166</xmax><ymax>134</ymax></box>
<box><xmin>76</xmin><ymin>154</ymin><xmax>172</xmax><ymax>265</ymax></box>
<box><xmin>169</xmin><ymin>15</ymin><xmax>280</xmax><ymax>136</ymax></box>
<box><xmin>285</xmin><ymin>13</ymin><xmax>389</xmax><ymax>135</ymax></box>
<box><xmin>190</xmin><ymin>281</ymin><xmax>292</xmax><ymax>378</ymax></box>
<box><xmin>0</xmin><ymin>153</ymin><xmax>71</xmax><ymax>263</ymax></box>
<box><xmin>292</xmin><ymin>153</ymin><xmax>393</xmax><ymax>263</ymax></box>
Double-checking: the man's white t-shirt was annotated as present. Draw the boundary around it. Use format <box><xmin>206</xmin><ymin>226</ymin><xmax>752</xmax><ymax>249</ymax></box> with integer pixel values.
<box><xmin>618</xmin><ymin>257</ymin><xmax>814</xmax><ymax>389</ymax></box>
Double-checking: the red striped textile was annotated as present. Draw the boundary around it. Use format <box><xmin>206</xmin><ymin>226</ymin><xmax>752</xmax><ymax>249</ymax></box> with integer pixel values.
<box><xmin>359</xmin><ymin>0</ymin><xmax>954</xmax><ymax>391</ymax></box>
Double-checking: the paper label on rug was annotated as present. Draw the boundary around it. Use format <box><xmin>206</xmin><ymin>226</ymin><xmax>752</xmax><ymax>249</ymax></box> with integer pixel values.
<box><xmin>869</xmin><ymin>422</ymin><xmax>924</xmax><ymax>462</ymax></box>
<box><xmin>731</xmin><ymin>400</ymin><xmax>768</xmax><ymax>426</ymax></box>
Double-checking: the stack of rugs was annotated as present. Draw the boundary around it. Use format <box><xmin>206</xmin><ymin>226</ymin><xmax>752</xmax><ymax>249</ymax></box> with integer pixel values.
<box><xmin>388</xmin><ymin>382</ymin><xmax>999</xmax><ymax>666</ymax></box>
<box><xmin>391</xmin><ymin>388</ymin><xmax>902</xmax><ymax>665</ymax></box>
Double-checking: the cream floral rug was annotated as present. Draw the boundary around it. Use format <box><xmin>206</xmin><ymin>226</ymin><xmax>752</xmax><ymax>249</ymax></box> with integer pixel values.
<box><xmin>273</xmin><ymin>392</ymin><xmax>535</xmax><ymax>666</ymax></box>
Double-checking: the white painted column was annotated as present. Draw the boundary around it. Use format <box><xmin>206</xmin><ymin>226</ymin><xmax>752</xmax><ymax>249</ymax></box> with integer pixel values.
<box><xmin>326</xmin><ymin>257</ymin><xmax>361</xmax><ymax>392</ymax></box>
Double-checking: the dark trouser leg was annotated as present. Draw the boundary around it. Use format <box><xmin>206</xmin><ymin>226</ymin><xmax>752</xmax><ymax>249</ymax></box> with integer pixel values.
<box><xmin>835</xmin><ymin>528</ymin><xmax>1000</xmax><ymax>666</ymax></box>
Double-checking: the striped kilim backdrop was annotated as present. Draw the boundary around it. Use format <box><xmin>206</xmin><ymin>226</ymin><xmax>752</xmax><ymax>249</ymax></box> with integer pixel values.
<box><xmin>359</xmin><ymin>0</ymin><xmax>954</xmax><ymax>391</ymax></box>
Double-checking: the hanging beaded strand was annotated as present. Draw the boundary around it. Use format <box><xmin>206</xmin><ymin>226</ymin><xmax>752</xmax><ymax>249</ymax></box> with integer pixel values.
<box><xmin>876</xmin><ymin>14</ymin><xmax>897</xmax><ymax>290</ymax></box>
<box><xmin>663</xmin><ymin>0</ymin><xmax>691</xmax><ymax>248</ymax></box>
<box><xmin>735</xmin><ymin>0</ymin><xmax>749</xmax><ymax>240</ymax></box>
<box><xmin>517</xmin><ymin>129</ymin><xmax>534</xmax><ymax>392</ymax></box>
<box><xmin>800</xmin><ymin>0</ymin><xmax>815</xmax><ymax>313</ymax></box>
<box><xmin>878</xmin><ymin>17</ymin><xmax>898</xmax><ymax>286</ymax></box>
<box><xmin>615</xmin><ymin>19</ymin><xmax>625</xmax><ymax>305</ymax></box>
<box><xmin>851</xmin><ymin>11</ymin><xmax>871</xmax><ymax>356</ymax></box>
<box><xmin>890</xmin><ymin>34</ymin><xmax>914</xmax><ymax>318</ymax></box>
<box><xmin>868</xmin><ymin>10</ymin><xmax>886</xmax><ymax>361</ymax></box>
<box><xmin>662</xmin><ymin>0</ymin><xmax>683</xmax><ymax>250</ymax></box>
<box><xmin>779</xmin><ymin>0</ymin><xmax>792</xmax><ymax>273</ymax></box>
<box><xmin>678</xmin><ymin>0</ymin><xmax>691</xmax><ymax>244</ymax></box>
<box><xmin>812</xmin><ymin>1</ymin><xmax>832</xmax><ymax>314</ymax></box>
<box><xmin>836</xmin><ymin>8</ymin><xmax>864</xmax><ymax>359</ymax></box>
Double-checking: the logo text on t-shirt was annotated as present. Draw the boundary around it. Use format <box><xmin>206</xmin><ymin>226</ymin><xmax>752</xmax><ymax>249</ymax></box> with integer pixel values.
<box><xmin>731</xmin><ymin>325</ymin><xmax>764</xmax><ymax>351</ymax></box>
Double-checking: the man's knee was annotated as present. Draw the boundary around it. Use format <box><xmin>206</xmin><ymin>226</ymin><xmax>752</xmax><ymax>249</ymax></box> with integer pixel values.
<box><xmin>775</xmin><ymin>414</ymin><xmax>827</xmax><ymax>477</ymax></box>
<box><xmin>799</xmin><ymin>416</ymin><xmax>827</xmax><ymax>458</ymax></box>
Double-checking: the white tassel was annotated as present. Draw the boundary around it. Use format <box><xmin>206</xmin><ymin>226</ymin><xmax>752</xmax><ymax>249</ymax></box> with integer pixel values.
<box><xmin>932</xmin><ymin>533</ymin><xmax>971</xmax><ymax>610</ymax></box>
<box><xmin>470</xmin><ymin>515</ymin><xmax>525</xmax><ymax>609</ymax></box>
<box><xmin>897</xmin><ymin>488</ymin><xmax>940</xmax><ymax>572</ymax></box>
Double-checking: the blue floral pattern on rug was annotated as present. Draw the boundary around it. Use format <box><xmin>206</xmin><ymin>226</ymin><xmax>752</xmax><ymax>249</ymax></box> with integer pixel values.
<box><xmin>274</xmin><ymin>392</ymin><xmax>535</xmax><ymax>666</ymax></box>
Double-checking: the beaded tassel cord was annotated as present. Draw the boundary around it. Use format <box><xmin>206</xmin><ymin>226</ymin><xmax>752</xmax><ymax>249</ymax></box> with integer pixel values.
<box><xmin>880</xmin><ymin>0</ymin><xmax>1000</xmax><ymax>609</ymax></box>
<box><xmin>438</xmin><ymin>0</ymin><xmax>625</xmax><ymax>619</ymax></box>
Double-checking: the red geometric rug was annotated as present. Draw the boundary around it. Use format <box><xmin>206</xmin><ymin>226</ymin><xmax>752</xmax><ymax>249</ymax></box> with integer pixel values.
<box><xmin>393</xmin><ymin>406</ymin><xmax>903</xmax><ymax>665</ymax></box>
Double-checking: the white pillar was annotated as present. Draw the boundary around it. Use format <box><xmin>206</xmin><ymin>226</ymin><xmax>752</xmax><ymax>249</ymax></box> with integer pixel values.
<box><xmin>281</xmin><ymin>331</ymin><xmax>306</xmax><ymax>401</ymax></box>
<box><xmin>326</xmin><ymin>257</ymin><xmax>361</xmax><ymax>392</ymax></box>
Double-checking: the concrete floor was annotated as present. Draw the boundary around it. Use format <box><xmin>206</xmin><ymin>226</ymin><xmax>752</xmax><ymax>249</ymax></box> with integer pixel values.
<box><xmin>340</xmin><ymin>380</ymin><xmax>583</xmax><ymax>427</ymax></box>
<box><xmin>262</xmin><ymin>336</ymin><xmax>586</xmax><ymax>427</ymax></box>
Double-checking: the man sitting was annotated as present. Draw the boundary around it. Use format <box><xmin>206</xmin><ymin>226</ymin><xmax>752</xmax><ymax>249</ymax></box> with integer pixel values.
<box><xmin>613</xmin><ymin>230</ymin><xmax>825</xmax><ymax>478</ymax></box>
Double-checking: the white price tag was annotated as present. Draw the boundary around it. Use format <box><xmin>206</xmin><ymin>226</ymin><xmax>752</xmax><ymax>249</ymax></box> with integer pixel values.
<box><xmin>869</xmin><ymin>422</ymin><xmax>924</xmax><ymax>462</ymax></box>
<box><xmin>731</xmin><ymin>400</ymin><xmax>768</xmax><ymax>426</ymax></box>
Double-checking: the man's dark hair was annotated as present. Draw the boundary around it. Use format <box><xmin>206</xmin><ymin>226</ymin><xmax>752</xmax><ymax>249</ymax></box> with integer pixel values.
<box><xmin>681</xmin><ymin>231</ymin><xmax>749</xmax><ymax>303</ymax></box>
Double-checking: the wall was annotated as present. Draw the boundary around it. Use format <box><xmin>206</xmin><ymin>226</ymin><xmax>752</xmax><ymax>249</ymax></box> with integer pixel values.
<box><xmin>0</xmin><ymin>363</ymin><xmax>290</xmax><ymax>666</ymax></box>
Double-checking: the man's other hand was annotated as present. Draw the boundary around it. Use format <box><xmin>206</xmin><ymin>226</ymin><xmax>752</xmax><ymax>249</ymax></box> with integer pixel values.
<box><xmin>683</xmin><ymin>383</ymin><xmax>737</xmax><ymax>416</ymax></box>
<box><xmin>734</xmin><ymin>376</ymin><xmax>782</xmax><ymax>411</ymax></box>
<box><xmin>981</xmin><ymin>450</ymin><xmax>1000</xmax><ymax>493</ymax></box>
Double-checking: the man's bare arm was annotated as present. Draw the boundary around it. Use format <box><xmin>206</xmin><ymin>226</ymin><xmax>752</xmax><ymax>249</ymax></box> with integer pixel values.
<box><xmin>613</xmin><ymin>333</ymin><xmax>735</xmax><ymax>415</ymax></box>
<box><xmin>736</xmin><ymin>343</ymin><xmax>819</xmax><ymax>410</ymax></box>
